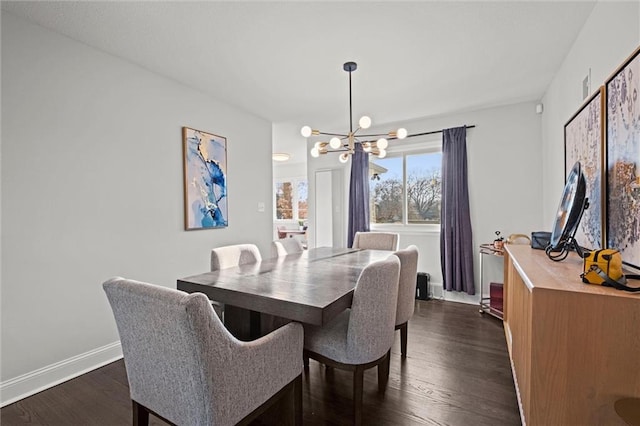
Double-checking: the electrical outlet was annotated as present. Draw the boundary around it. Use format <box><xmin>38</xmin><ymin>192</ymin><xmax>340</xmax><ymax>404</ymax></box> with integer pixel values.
<box><xmin>257</xmin><ymin>202</ymin><xmax>265</xmax><ymax>212</ymax></box>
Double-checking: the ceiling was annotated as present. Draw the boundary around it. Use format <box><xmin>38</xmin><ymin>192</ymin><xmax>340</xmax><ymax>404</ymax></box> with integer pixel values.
<box><xmin>2</xmin><ymin>1</ymin><xmax>596</xmax><ymax>164</ymax></box>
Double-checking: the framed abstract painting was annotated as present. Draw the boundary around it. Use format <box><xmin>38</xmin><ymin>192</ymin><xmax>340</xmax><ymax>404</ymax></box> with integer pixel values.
<box><xmin>605</xmin><ymin>45</ymin><xmax>640</xmax><ymax>271</ymax></box>
<box><xmin>564</xmin><ymin>86</ymin><xmax>604</xmax><ymax>251</ymax></box>
<box><xmin>182</xmin><ymin>127</ymin><xmax>228</xmax><ymax>230</ymax></box>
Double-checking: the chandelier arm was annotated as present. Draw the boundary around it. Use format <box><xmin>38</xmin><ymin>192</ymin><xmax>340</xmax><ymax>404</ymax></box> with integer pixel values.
<box><xmin>317</xmin><ymin>131</ymin><xmax>349</xmax><ymax>137</ymax></box>
<box><xmin>357</xmin><ymin>133</ymin><xmax>396</xmax><ymax>138</ymax></box>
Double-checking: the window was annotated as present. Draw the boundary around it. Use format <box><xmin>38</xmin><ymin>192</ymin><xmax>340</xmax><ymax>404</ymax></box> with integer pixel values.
<box><xmin>275</xmin><ymin>178</ymin><xmax>308</xmax><ymax>221</ymax></box>
<box><xmin>370</xmin><ymin>150</ymin><xmax>442</xmax><ymax>225</ymax></box>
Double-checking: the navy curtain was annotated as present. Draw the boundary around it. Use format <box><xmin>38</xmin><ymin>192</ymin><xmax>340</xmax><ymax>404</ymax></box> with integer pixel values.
<box><xmin>348</xmin><ymin>143</ymin><xmax>370</xmax><ymax>247</ymax></box>
<box><xmin>440</xmin><ymin>126</ymin><xmax>475</xmax><ymax>295</ymax></box>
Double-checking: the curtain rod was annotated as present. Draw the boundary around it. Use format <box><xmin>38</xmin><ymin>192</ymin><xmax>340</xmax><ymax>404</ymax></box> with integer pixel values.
<box><xmin>407</xmin><ymin>125</ymin><xmax>476</xmax><ymax>138</ymax></box>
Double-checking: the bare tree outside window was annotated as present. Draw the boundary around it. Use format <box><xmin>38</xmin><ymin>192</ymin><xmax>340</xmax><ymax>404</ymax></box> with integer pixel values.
<box><xmin>370</xmin><ymin>157</ymin><xmax>402</xmax><ymax>223</ymax></box>
<box><xmin>276</xmin><ymin>182</ymin><xmax>293</xmax><ymax>219</ymax></box>
<box><xmin>407</xmin><ymin>153</ymin><xmax>442</xmax><ymax>223</ymax></box>
<box><xmin>370</xmin><ymin>151</ymin><xmax>441</xmax><ymax>225</ymax></box>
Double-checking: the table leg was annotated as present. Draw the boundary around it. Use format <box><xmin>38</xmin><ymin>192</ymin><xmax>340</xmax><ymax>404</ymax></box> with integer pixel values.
<box><xmin>224</xmin><ymin>305</ymin><xmax>261</xmax><ymax>341</ymax></box>
<box><xmin>225</xmin><ymin>306</ymin><xmax>292</xmax><ymax>340</ymax></box>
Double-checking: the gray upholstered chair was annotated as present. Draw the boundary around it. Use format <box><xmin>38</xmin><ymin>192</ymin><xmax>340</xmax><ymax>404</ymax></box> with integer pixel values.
<box><xmin>271</xmin><ymin>238</ymin><xmax>304</xmax><ymax>258</ymax></box>
<box><xmin>210</xmin><ymin>244</ymin><xmax>262</xmax><ymax>319</ymax></box>
<box><xmin>103</xmin><ymin>277</ymin><xmax>303</xmax><ymax>426</ymax></box>
<box><xmin>264</xmin><ymin>239</ymin><xmax>306</xmax><ymax>331</ymax></box>
<box><xmin>211</xmin><ymin>243</ymin><xmax>262</xmax><ymax>270</ymax></box>
<box><xmin>352</xmin><ymin>231</ymin><xmax>399</xmax><ymax>251</ymax></box>
<box><xmin>393</xmin><ymin>245</ymin><xmax>419</xmax><ymax>358</ymax></box>
<box><xmin>303</xmin><ymin>255</ymin><xmax>401</xmax><ymax>425</ymax></box>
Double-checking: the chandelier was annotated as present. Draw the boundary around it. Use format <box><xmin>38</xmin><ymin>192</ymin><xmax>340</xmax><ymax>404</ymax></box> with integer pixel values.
<box><xmin>301</xmin><ymin>61</ymin><xmax>408</xmax><ymax>163</ymax></box>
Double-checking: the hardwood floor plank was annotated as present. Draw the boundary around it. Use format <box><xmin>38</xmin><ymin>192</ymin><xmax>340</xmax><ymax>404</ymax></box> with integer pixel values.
<box><xmin>1</xmin><ymin>300</ymin><xmax>520</xmax><ymax>426</ymax></box>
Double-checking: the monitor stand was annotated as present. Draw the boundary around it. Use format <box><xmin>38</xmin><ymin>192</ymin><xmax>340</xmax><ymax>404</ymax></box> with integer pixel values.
<box><xmin>546</xmin><ymin>236</ymin><xmax>586</xmax><ymax>261</ymax></box>
<box><xmin>546</xmin><ymin>196</ymin><xmax>589</xmax><ymax>262</ymax></box>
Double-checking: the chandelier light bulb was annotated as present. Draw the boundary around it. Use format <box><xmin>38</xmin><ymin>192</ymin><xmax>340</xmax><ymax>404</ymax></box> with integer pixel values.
<box><xmin>358</xmin><ymin>116</ymin><xmax>372</xmax><ymax>129</ymax></box>
<box><xmin>329</xmin><ymin>137</ymin><xmax>342</xmax><ymax>149</ymax></box>
<box><xmin>377</xmin><ymin>149</ymin><xmax>387</xmax><ymax>159</ymax></box>
<box><xmin>376</xmin><ymin>138</ymin><xmax>388</xmax><ymax>150</ymax></box>
<box><xmin>301</xmin><ymin>126</ymin><xmax>312</xmax><ymax>138</ymax></box>
<box><xmin>397</xmin><ymin>128</ymin><xmax>408</xmax><ymax>139</ymax></box>
<box><xmin>339</xmin><ymin>153</ymin><xmax>350</xmax><ymax>163</ymax></box>
<box><xmin>362</xmin><ymin>142</ymin><xmax>372</xmax><ymax>153</ymax></box>
<box><xmin>310</xmin><ymin>147</ymin><xmax>320</xmax><ymax>158</ymax></box>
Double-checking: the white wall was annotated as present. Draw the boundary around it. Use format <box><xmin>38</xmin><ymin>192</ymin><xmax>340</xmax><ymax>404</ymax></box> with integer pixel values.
<box><xmin>1</xmin><ymin>13</ymin><xmax>273</xmax><ymax>404</ymax></box>
<box><xmin>306</xmin><ymin>101</ymin><xmax>543</xmax><ymax>304</ymax></box>
<box><xmin>541</xmin><ymin>1</ymin><xmax>640</xmax><ymax>221</ymax></box>
<box><xmin>273</xmin><ymin>161</ymin><xmax>306</xmax><ymax>180</ymax></box>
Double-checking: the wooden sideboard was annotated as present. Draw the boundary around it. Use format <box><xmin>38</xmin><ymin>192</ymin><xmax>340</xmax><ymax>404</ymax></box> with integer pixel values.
<box><xmin>503</xmin><ymin>244</ymin><xmax>640</xmax><ymax>425</ymax></box>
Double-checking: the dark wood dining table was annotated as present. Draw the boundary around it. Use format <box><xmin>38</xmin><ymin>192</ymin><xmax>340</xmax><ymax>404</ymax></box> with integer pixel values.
<box><xmin>177</xmin><ymin>247</ymin><xmax>393</xmax><ymax>339</ymax></box>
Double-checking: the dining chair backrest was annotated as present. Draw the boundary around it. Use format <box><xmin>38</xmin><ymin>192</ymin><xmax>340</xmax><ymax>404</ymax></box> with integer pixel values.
<box><xmin>103</xmin><ymin>277</ymin><xmax>303</xmax><ymax>426</ymax></box>
<box><xmin>211</xmin><ymin>243</ymin><xmax>262</xmax><ymax>271</ymax></box>
<box><xmin>301</xmin><ymin>254</ymin><xmax>401</xmax><ymax>425</ymax></box>
<box><xmin>346</xmin><ymin>254</ymin><xmax>401</xmax><ymax>363</ymax></box>
<box><xmin>271</xmin><ymin>238</ymin><xmax>304</xmax><ymax>257</ymax></box>
<box><xmin>352</xmin><ymin>231</ymin><xmax>399</xmax><ymax>251</ymax></box>
<box><xmin>394</xmin><ymin>245</ymin><xmax>419</xmax><ymax>326</ymax></box>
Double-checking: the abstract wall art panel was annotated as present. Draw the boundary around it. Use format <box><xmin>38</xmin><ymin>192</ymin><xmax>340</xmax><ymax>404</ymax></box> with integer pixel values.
<box><xmin>606</xmin><ymin>45</ymin><xmax>640</xmax><ymax>271</ymax></box>
<box><xmin>182</xmin><ymin>127</ymin><xmax>228</xmax><ymax>230</ymax></box>
<box><xmin>564</xmin><ymin>87</ymin><xmax>604</xmax><ymax>251</ymax></box>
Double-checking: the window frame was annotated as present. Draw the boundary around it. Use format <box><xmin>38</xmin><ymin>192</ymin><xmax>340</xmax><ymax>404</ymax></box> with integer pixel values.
<box><xmin>274</xmin><ymin>176</ymin><xmax>308</xmax><ymax>222</ymax></box>
<box><xmin>369</xmin><ymin>136</ymin><xmax>442</xmax><ymax>233</ymax></box>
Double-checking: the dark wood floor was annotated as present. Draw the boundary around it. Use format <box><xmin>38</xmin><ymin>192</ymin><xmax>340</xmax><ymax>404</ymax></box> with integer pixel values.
<box><xmin>1</xmin><ymin>300</ymin><xmax>521</xmax><ymax>426</ymax></box>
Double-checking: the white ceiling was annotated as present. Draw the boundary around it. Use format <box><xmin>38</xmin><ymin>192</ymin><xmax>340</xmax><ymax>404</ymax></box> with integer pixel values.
<box><xmin>2</xmin><ymin>1</ymin><xmax>596</xmax><ymax>163</ymax></box>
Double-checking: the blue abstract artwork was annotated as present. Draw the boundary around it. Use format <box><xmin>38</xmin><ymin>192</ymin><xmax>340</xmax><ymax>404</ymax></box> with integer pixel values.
<box><xmin>183</xmin><ymin>127</ymin><xmax>228</xmax><ymax>229</ymax></box>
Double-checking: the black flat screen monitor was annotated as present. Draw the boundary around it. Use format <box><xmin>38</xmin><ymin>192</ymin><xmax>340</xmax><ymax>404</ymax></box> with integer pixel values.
<box><xmin>546</xmin><ymin>161</ymin><xmax>589</xmax><ymax>261</ymax></box>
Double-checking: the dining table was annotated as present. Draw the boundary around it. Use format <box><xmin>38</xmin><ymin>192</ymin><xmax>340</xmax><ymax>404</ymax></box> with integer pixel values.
<box><xmin>177</xmin><ymin>247</ymin><xmax>393</xmax><ymax>340</ymax></box>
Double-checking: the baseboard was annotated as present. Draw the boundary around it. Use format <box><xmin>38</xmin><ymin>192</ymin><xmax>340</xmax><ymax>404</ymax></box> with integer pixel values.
<box><xmin>0</xmin><ymin>341</ymin><xmax>123</xmax><ymax>407</ymax></box>
<box><xmin>429</xmin><ymin>282</ymin><xmax>478</xmax><ymax>305</ymax></box>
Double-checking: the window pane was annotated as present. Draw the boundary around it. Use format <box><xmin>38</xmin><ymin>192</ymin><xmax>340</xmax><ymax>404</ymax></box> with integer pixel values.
<box><xmin>370</xmin><ymin>157</ymin><xmax>403</xmax><ymax>224</ymax></box>
<box><xmin>297</xmin><ymin>180</ymin><xmax>308</xmax><ymax>220</ymax></box>
<box><xmin>276</xmin><ymin>182</ymin><xmax>293</xmax><ymax>219</ymax></box>
<box><xmin>406</xmin><ymin>152</ymin><xmax>442</xmax><ymax>224</ymax></box>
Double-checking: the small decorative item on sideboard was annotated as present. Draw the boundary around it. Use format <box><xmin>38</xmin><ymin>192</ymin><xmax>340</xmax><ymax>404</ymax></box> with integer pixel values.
<box><xmin>493</xmin><ymin>231</ymin><xmax>505</xmax><ymax>250</ymax></box>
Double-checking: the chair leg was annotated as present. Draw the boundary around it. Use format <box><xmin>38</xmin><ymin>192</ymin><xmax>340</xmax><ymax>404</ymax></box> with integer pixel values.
<box><xmin>385</xmin><ymin>349</ymin><xmax>391</xmax><ymax>382</ymax></box>
<box><xmin>400</xmin><ymin>322</ymin><xmax>408</xmax><ymax>358</ymax></box>
<box><xmin>353</xmin><ymin>366</ymin><xmax>364</xmax><ymax>426</ymax></box>
<box><xmin>378</xmin><ymin>350</ymin><xmax>391</xmax><ymax>392</ymax></box>
<box><xmin>293</xmin><ymin>375</ymin><xmax>302</xmax><ymax>426</ymax></box>
<box><xmin>132</xmin><ymin>400</ymin><xmax>149</xmax><ymax>426</ymax></box>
